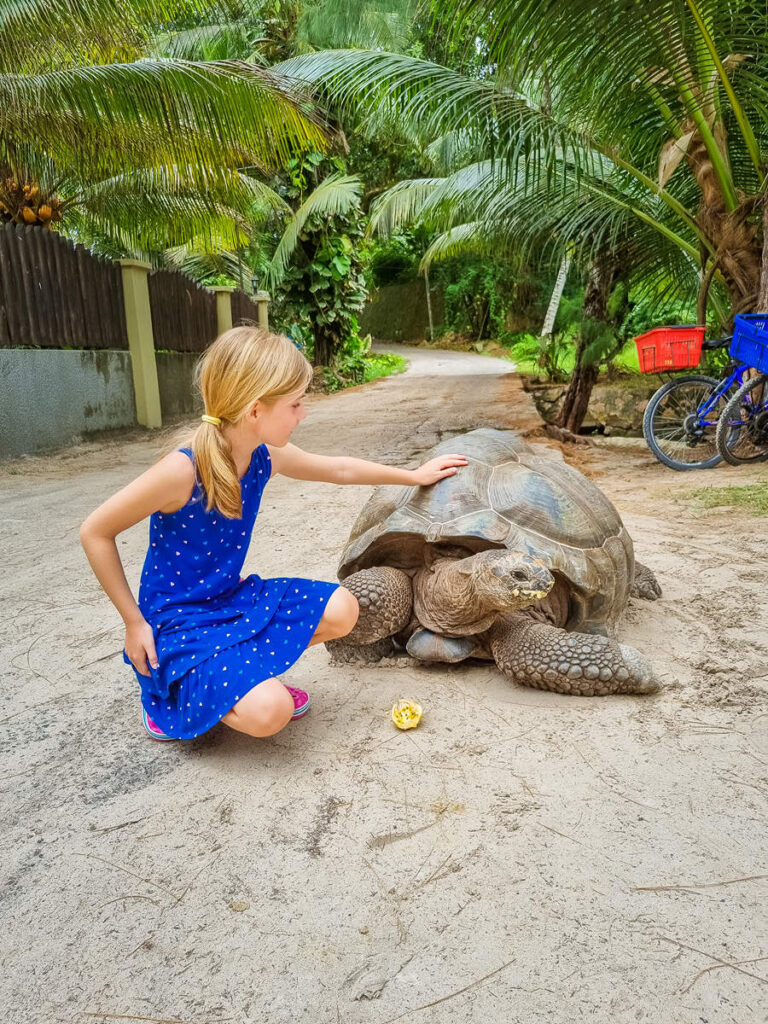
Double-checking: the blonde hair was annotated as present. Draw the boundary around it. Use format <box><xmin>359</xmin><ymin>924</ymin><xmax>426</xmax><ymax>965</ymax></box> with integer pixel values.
<box><xmin>189</xmin><ymin>326</ymin><xmax>312</xmax><ymax>518</ymax></box>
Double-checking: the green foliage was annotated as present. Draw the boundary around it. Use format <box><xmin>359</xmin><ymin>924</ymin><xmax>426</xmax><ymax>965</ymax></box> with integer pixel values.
<box><xmin>580</xmin><ymin>317</ymin><xmax>620</xmax><ymax>367</ymax></box>
<box><xmin>321</xmin><ymin>338</ymin><xmax>406</xmax><ymax>390</ymax></box>
<box><xmin>433</xmin><ymin>256</ymin><xmax>545</xmax><ymax>340</ymax></box>
<box><xmin>503</xmin><ymin>331</ymin><xmax>573</xmax><ymax>380</ymax></box>
<box><xmin>367</xmin><ymin>232</ymin><xmax>427</xmax><ymax>286</ymax></box>
<box><xmin>200</xmin><ymin>272</ymin><xmax>239</xmax><ymax>287</ymax></box>
<box><xmin>268</xmin><ymin>152</ymin><xmax>369</xmax><ymax>364</ymax></box>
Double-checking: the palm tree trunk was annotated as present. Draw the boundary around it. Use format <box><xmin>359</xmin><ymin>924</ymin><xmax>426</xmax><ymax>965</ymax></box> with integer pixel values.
<box><xmin>757</xmin><ymin>200</ymin><xmax>768</xmax><ymax>313</ymax></box>
<box><xmin>556</xmin><ymin>257</ymin><xmax>617</xmax><ymax>434</ymax></box>
<box><xmin>424</xmin><ymin>267</ymin><xmax>434</xmax><ymax>342</ymax></box>
<box><xmin>541</xmin><ymin>252</ymin><xmax>571</xmax><ymax>336</ymax></box>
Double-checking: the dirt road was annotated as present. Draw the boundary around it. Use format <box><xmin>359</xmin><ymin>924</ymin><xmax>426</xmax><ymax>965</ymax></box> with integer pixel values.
<box><xmin>2</xmin><ymin>346</ymin><xmax>766</xmax><ymax>1023</ymax></box>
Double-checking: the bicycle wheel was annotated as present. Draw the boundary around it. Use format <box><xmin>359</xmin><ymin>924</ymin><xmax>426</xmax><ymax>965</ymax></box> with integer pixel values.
<box><xmin>715</xmin><ymin>372</ymin><xmax>768</xmax><ymax>465</ymax></box>
<box><xmin>643</xmin><ymin>374</ymin><xmax>730</xmax><ymax>470</ymax></box>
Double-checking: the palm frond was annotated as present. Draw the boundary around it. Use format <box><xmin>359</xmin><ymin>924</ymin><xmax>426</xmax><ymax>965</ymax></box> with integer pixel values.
<box><xmin>367</xmin><ymin>178</ymin><xmax>443</xmax><ymax>236</ymax></box>
<box><xmin>266</xmin><ymin>173</ymin><xmax>362</xmax><ymax>285</ymax></box>
<box><xmin>0</xmin><ymin>59</ymin><xmax>328</xmax><ymax>181</ymax></box>
<box><xmin>419</xmin><ymin>221</ymin><xmax>492</xmax><ymax>269</ymax></box>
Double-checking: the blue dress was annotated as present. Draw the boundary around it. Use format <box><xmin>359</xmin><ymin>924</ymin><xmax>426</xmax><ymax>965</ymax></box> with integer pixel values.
<box><xmin>123</xmin><ymin>444</ymin><xmax>339</xmax><ymax>739</ymax></box>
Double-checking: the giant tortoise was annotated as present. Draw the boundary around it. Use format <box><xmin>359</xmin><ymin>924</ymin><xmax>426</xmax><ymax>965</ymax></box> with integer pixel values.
<box><xmin>328</xmin><ymin>429</ymin><xmax>661</xmax><ymax>696</ymax></box>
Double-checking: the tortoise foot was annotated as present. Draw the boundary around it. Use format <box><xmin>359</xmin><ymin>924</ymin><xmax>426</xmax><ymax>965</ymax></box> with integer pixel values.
<box><xmin>327</xmin><ymin>636</ymin><xmax>397</xmax><ymax>665</ymax></box>
<box><xmin>489</xmin><ymin>617</ymin><xmax>660</xmax><ymax>696</ymax></box>
<box><xmin>630</xmin><ymin>562</ymin><xmax>662</xmax><ymax>601</ymax></box>
<box><xmin>336</xmin><ymin>567</ymin><xmax>413</xmax><ymax>645</ymax></box>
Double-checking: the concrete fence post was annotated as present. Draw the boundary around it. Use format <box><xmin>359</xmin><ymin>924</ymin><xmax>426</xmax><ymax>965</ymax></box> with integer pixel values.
<box><xmin>211</xmin><ymin>286</ymin><xmax>234</xmax><ymax>335</ymax></box>
<box><xmin>255</xmin><ymin>290</ymin><xmax>270</xmax><ymax>329</ymax></box>
<box><xmin>119</xmin><ymin>259</ymin><xmax>162</xmax><ymax>429</ymax></box>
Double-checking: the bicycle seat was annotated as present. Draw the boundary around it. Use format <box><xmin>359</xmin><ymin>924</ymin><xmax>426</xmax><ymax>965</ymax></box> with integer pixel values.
<box><xmin>701</xmin><ymin>335</ymin><xmax>731</xmax><ymax>350</ymax></box>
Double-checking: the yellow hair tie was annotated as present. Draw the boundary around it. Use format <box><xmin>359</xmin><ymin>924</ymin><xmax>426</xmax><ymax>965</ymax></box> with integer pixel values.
<box><xmin>201</xmin><ymin>414</ymin><xmax>221</xmax><ymax>426</ymax></box>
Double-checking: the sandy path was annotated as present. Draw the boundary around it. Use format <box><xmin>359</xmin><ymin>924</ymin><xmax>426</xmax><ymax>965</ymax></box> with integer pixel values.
<box><xmin>1</xmin><ymin>346</ymin><xmax>767</xmax><ymax>1024</ymax></box>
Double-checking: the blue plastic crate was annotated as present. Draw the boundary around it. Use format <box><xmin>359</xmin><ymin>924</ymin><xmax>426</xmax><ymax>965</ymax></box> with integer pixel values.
<box><xmin>730</xmin><ymin>314</ymin><xmax>768</xmax><ymax>373</ymax></box>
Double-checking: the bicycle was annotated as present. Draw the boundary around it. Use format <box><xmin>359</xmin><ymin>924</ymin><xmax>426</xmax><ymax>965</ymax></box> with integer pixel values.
<box><xmin>714</xmin><ymin>314</ymin><xmax>768</xmax><ymax>466</ymax></box>
<box><xmin>639</xmin><ymin>327</ymin><xmax>749</xmax><ymax>471</ymax></box>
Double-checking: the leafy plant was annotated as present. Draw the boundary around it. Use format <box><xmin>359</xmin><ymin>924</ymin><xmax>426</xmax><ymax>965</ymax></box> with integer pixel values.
<box><xmin>267</xmin><ymin>153</ymin><xmax>369</xmax><ymax>365</ymax></box>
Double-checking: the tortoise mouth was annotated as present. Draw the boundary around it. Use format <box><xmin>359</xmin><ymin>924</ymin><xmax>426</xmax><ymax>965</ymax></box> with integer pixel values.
<box><xmin>512</xmin><ymin>585</ymin><xmax>553</xmax><ymax>601</ymax></box>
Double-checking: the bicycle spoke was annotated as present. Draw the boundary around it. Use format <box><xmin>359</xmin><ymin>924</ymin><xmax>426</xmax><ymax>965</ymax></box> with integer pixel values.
<box><xmin>644</xmin><ymin>375</ymin><xmax>731</xmax><ymax>470</ymax></box>
<box><xmin>715</xmin><ymin>373</ymin><xmax>768</xmax><ymax>465</ymax></box>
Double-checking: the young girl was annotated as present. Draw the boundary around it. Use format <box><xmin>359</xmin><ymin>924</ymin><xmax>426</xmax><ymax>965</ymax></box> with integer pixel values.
<box><xmin>80</xmin><ymin>327</ymin><xmax>467</xmax><ymax>742</ymax></box>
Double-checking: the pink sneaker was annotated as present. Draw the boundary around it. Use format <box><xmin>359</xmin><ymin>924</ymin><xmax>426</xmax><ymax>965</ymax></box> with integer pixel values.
<box><xmin>142</xmin><ymin>707</ymin><xmax>176</xmax><ymax>742</ymax></box>
<box><xmin>285</xmin><ymin>685</ymin><xmax>310</xmax><ymax>720</ymax></box>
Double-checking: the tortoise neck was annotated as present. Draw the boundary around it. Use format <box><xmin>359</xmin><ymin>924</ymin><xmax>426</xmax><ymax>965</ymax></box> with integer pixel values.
<box><xmin>413</xmin><ymin>557</ymin><xmax>502</xmax><ymax>635</ymax></box>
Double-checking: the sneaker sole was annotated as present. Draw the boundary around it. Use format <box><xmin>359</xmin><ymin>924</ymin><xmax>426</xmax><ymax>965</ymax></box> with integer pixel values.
<box><xmin>291</xmin><ymin>699</ymin><xmax>310</xmax><ymax>720</ymax></box>
<box><xmin>142</xmin><ymin>709</ymin><xmax>176</xmax><ymax>741</ymax></box>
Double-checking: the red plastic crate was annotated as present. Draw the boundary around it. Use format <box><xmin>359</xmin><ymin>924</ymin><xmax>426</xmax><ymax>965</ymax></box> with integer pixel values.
<box><xmin>633</xmin><ymin>325</ymin><xmax>706</xmax><ymax>373</ymax></box>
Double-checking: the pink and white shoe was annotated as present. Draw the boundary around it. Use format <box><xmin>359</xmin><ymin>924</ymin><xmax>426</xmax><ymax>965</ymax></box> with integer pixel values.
<box><xmin>142</xmin><ymin>707</ymin><xmax>176</xmax><ymax>741</ymax></box>
<box><xmin>285</xmin><ymin>685</ymin><xmax>310</xmax><ymax>720</ymax></box>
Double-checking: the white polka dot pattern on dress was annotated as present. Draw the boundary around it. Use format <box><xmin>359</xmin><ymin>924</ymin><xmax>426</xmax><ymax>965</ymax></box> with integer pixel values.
<box><xmin>126</xmin><ymin>443</ymin><xmax>339</xmax><ymax>740</ymax></box>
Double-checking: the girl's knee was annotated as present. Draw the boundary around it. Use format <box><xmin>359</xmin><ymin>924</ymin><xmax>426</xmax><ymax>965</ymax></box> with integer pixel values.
<box><xmin>225</xmin><ymin>683</ymin><xmax>293</xmax><ymax>737</ymax></box>
<box><xmin>329</xmin><ymin>586</ymin><xmax>359</xmax><ymax>638</ymax></box>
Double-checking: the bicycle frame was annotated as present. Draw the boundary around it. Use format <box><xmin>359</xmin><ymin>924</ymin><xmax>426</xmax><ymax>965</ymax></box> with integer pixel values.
<box><xmin>694</xmin><ymin>362</ymin><xmax>751</xmax><ymax>424</ymax></box>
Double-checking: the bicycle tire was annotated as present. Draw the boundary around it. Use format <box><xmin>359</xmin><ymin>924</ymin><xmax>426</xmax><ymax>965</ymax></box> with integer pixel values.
<box><xmin>642</xmin><ymin>374</ymin><xmax>724</xmax><ymax>471</ymax></box>
<box><xmin>715</xmin><ymin>372</ymin><xmax>768</xmax><ymax>465</ymax></box>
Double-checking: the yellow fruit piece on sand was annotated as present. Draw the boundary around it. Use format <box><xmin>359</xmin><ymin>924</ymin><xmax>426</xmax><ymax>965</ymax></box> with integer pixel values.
<box><xmin>391</xmin><ymin>699</ymin><xmax>423</xmax><ymax>730</ymax></box>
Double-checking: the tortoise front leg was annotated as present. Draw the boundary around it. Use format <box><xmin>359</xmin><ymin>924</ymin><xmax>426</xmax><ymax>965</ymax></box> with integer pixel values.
<box><xmin>326</xmin><ymin>566</ymin><xmax>413</xmax><ymax>667</ymax></box>
<box><xmin>341</xmin><ymin>566</ymin><xmax>413</xmax><ymax>642</ymax></box>
<box><xmin>488</xmin><ymin>615</ymin><xmax>660</xmax><ymax>696</ymax></box>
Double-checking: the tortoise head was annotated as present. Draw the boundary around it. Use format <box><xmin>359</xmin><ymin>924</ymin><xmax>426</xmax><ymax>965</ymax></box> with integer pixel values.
<box><xmin>460</xmin><ymin>550</ymin><xmax>555</xmax><ymax>611</ymax></box>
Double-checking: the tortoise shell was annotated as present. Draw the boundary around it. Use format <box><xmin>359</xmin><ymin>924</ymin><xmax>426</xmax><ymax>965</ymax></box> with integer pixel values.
<box><xmin>337</xmin><ymin>428</ymin><xmax>634</xmax><ymax>628</ymax></box>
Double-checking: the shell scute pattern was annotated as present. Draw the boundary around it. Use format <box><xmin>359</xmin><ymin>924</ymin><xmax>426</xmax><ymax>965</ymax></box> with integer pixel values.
<box><xmin>339</xmin><ymin>429</ymin><xmax>634</xmax><ymax>628</ymax></box>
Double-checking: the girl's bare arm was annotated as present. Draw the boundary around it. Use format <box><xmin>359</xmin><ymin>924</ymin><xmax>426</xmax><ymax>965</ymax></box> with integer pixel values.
<box><xmin>79</xmin><ymin>452</ymin><xmax>195</xmax><ymax>675</ymax></box>
<box><xmin>267</xmin><ymin>443</ymin><xmax>468</xmax><ymax>485</ymax></box>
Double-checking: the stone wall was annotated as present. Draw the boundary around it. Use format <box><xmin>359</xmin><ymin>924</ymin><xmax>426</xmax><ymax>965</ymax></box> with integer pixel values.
<box><xmin>0</xmin><ymin>349</ymin><xmax>201</xmax><ymax>457</ymax></box>
<box><xmin>523</xmin><ymin>375</ymin><xmax>666</xmax><ymax>435</ymax></box>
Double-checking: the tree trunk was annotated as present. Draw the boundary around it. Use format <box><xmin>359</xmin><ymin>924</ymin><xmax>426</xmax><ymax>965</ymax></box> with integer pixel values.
<box><xmin>312</xmin><ymin>323</ymin><xmax>340</xmax><ymax>366</ymax></box>
<box><xmin>555</xmin><ymin>256</ymin><xmax>617</xmax><ymax>434</ymax></box>
<box><xmin>541</xmin><ymin>252</ymin><xmax>571</xmax><ymax>336</ymax></box>
<box><xmin>696</xmin><ymin>256</ymin><xmax>720</xmax><ymax>325</ymax></box>
<box><xmin>424</xmin><ymin>267</ymin><xmax>434</xmax><ymax>342</ymax></box>
<box><xmin>686</xmin><ymin>136</ymin><xmax>762</xmax><ymax>316</ymax></box>
<box><xmin>757</xmin><ymin>200</ymin><xmax>768</xmax><ymax>313</ymax></box>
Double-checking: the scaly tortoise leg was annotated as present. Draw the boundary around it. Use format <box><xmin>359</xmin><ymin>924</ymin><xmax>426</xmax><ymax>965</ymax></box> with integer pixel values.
<box><xmin>488</xmin><ymin>615</ymin><xmax>660</xmax><ymax>696</ymax></box>
<box><xmin>631</xmin><ymin>561</ymin><xmax>662</xmax><ymax>601</ymax></box>
<box><xmin>326</xmin><ymin>566</ymin><xmax>413</xmax><ymax>664</ymax></box>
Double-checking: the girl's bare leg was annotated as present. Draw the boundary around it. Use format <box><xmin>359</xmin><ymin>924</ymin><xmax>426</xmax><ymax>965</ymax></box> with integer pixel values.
<box><xmin>307</xmin><ymin>586</ymin><xmax>359</xmax><ymax>646</ymax></box>
<box><xmin>221</xmin><ymin>677</ymin><xmax>294</xmax><ymax>737</ymax></box>
<box><xmin>221</xmin><ymin>587</ymin><xmax>358</xmax><ymax>737</ymax></box>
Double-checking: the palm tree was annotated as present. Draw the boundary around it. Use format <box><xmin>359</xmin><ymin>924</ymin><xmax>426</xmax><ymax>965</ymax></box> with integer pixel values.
<box><xmin>266</xmin><ymin>168</ymin><xmax>366</xmax><ymax>364</ymax></box>
<box><xmin>0</xmin><ymin>0</ymin><xmax>327</xmax><ymax>251</ymax></box>
<box><xmin>273</xmin><ymin>0</ymin><xmax>768</xmax><ymax>428</ymax></box>
<box><xmin>367</xmin><ymin>155</ymin><xmax>703</xmax><ymax>430</ymax></box>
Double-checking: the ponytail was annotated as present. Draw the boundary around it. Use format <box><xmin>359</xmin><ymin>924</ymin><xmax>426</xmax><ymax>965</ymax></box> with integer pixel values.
<box><xmin>184</xmin><ymin>326</ymin><xmax>312</xmax><ymax>519</ymax></box>
<box><xmin>193</xmin><ymin>418</ymin><xmax>242</xmax><ymax>518</ymax></box>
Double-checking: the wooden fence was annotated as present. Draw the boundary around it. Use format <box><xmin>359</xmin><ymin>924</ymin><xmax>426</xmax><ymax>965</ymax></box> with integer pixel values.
<box><xmin>0</xmin><ymin>224</ymin><xmax>272</xmax><ymax>430</ymax></box>
<box><xmin>230</xmin><ymin>289</ymin><xmax>261</xmax><ymax>327</ymax></box>
<box><xmin>0</xmin><ymin>223</ymin><xmax>266</xmax><ymax>352</ymax></box>
<box><xmin>0</xmin><ymin>223</ymin><xmax>127</xmax><ymax>350</ymax></box>
<box><xmin>148</xmin><ymin>269</ymin><xmax>218</xmax><ymax>353</ymax></box>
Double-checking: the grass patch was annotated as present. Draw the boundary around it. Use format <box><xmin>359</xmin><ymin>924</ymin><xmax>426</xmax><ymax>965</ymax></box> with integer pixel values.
<box><xmin>321</xmin><ymin>352</ymin><xmax>408</xmax><ymax>392</ymax></box>
<box><xmin>684</xmin><ymin>483</ymin><xmax>768</xmax><ymax>516</ymax></box>
<box><xmin>363</xmin><ymin>352</ymin><xmax>407</xmax><ymax>382</ymax></box>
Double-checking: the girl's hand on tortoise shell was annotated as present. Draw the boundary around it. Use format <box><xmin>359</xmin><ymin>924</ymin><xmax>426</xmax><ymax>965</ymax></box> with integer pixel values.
<box><xmin>411</xmin><ymin>454</ymin><xmax>468</xmax><ymax>486</ymax></box>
